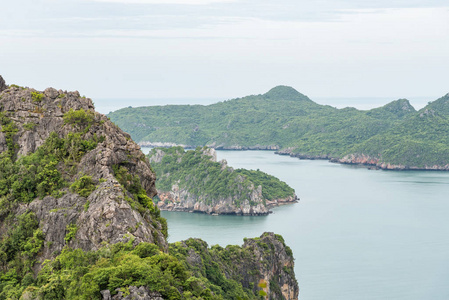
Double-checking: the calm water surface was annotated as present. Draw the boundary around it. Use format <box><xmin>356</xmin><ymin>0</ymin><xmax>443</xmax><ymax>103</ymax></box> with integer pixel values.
<box><xmin>143</xmin><ymin>148</ymin><xmax>449</xmax><ymax>300</ymax></box>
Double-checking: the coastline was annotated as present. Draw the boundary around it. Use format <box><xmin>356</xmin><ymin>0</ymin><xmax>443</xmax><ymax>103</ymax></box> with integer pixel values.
<box><xmin>140</xmin><ymin>141</ymin><xmax>449</xmax><ymax>171</ymax></box>
<box><xmin>155</xmin><ymin>191</ymin><xmax>298</xmax><ymax>216</ymax></box>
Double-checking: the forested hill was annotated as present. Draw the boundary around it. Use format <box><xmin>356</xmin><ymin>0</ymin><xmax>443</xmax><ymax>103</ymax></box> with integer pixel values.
<box><xmin>108</xmin><ymin>86</ymin><xmax>449</xmax><ymax>170</ymax></box>
<box><xmin>149</xmin><ymin>146</ymin><xmax>297</xmax><ymax>215</ymax></box>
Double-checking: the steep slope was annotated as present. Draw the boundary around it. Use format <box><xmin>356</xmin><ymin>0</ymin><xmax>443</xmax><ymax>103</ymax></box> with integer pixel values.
<box><xmin>0</xmin><ymin>80</ymin><xmax>168</xmax><ymax>259</ymax></box>
<box><xmin>149</xmin><ymin>146</ymin><xmax>297</xmax><ymax>215</ymax></box>
<box><xmin>0</xmin><ymin>76</ymin><xmax>299</xmax><ymax>299</ymax></box>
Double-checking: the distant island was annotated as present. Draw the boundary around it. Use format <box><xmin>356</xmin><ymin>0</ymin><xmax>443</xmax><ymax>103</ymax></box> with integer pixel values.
<box><xmin>149</xmin><ymin>146</ymin><xmax>297</xmax><ymax>215</ymax></box>
<box><xmin>109</xmin><ymin>86</ymin><xmax>449</xmax><ymax>170</ymax></box>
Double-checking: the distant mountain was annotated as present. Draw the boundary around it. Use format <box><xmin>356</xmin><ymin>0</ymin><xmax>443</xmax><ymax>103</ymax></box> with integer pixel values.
<box><xmin>108</xmin><ymin>86</ymin><xmax>449</xmax><ymax>170</ymax></box>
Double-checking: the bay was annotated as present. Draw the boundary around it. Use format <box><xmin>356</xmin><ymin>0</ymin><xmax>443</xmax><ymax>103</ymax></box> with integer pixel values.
<box><xmin>141</xmin><ymin>148</ymin><xmax>449</xmax><ymax>300</ymax></box>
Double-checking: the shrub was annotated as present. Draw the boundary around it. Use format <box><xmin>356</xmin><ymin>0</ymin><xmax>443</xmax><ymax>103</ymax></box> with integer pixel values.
<box><xmin>31</xmin><ymin>92</ymin><xmax>44</xmax><ymax>103</ymax></box>
<box><xmin>63</xmin><ymin>109</ymin><xmax>95</xmax><ymax>131</ymax></box>
<box><xmin>64</xmin><ymin>223</ymin><xmax>78</xmax><ymax>243</ymax></box>
<box><xmin>70</xmin><ymin>175</ymin><xmax>96</xmax><ymax>197</ymax></box>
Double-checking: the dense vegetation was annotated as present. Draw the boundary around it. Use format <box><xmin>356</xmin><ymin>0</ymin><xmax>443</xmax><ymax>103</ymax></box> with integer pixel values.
<box><xmin>1</xmin><ymin>234</ymin><xmax>272</xmax><ymax>299</ymax></box>
<box><xmin>149</xmin><ymin>147</ymin><xmax>295</xmax><ymax>206</ymax></box>
<box><xmin>109</xmin><ymin>87</ymin><xmax>449</xmax><ymax>168</ymax></box>
<box><xmin>0</xmin><ymin>108</ymin><xmax>164</xmax><ymax>299</ymax></box>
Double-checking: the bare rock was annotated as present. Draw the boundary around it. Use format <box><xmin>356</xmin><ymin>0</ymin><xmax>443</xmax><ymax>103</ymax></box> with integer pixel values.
<box><xmin>0</xmin><ymin>75</ymin><xmax>6</xmax><ymax>92</ymax></box>
<box><xmin>110</xmin><ymin>287</ymin><xmax>163</xmax><ymax>300</ymax></box>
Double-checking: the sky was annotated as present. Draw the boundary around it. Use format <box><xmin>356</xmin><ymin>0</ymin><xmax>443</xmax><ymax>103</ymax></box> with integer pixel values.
<box><xmin>1</xmin><ymin>0</ymin><xmax>448</xmax><ymax>106</ymax></box>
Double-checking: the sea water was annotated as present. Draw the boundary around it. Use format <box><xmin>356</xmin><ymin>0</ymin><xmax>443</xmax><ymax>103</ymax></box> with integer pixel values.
<box><xmin>142</xmin><ymin>149</ymin><xmax>449</xmax><ymax>300</ymax></box>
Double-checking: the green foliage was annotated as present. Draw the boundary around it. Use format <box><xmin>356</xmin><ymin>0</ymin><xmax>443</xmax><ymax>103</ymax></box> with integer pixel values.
<box><xmin>63</xmin><ymin>108</ymin><xmax>95</xmax><ymax>131</ymax></box>
<box><xmin>0</xmin><ymin>130</ymin><xmax>101</xmax><ymax>205</ymax></box>
<box><xmin>64</xmin><ymin>223</ymin><xmax>78</xmax><ymax>243</ymax></box>
<box><xmin>9</xmin><ymin>84</ymin><xmax>25</xmax><ymax>89</ymax></box>
<box><xmin>70</xmin><ymin>175</ymin><xmax>96</xmax><ymax>197</ymax></box>
<box><xmin>0</xmin><ymin>239</ymin><xmax>264</xmax><ymax>299</ymax></box>
<box><xmin>107</xmin><ymin>87</ymin><xmax>449</xmax><ymax>167</ymax></box>
<box><xmin>149</xmin><ymin>147</ymin><xmax>295</xmax><ymax>208</ymax></box>
<box><xmin>0</xmin><ymin>148</ymin><xmax>65</xmax><ymax>203</ymax></box>
<box><xmin>0</xmin><ymin>211</ymin><xmax>44</xmax><ymax>299</ymax></box>
<box><xmin>31</xmin><ymin>91</ymin><xmax>44</xmax><ymax>103</ymax></box>
<box><xmin>170</xmin><ymin>239</ymin><xmax>259</xmax><ymax>299</ymax></box>
<box><xmin>350</xmin><ymin>103</ymin><xmax>449</xmax><ymax>167</ymax></box>
<box><xmin>23</xmin><ymin>122</ymin><xmax>36</xmax><ymax>131</ymax></box>
<box><xmin>235</xmin><ymin>169</ymin><xmax>294</xmax><ymax>201</ymax></box>
<box><xmin>0</xmin><ymin>112</ymin><xmax>19</xmax><ymax>159</ymax></box>
<box><xmin>84</xmin><ymin>200</ymin><xmax>90</xmax><ymax>212</ymax></box>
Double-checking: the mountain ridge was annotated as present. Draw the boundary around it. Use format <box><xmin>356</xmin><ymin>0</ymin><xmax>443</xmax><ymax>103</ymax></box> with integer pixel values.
<box><xmin>107</xmin><ymin>85</ymin><xmax>449</xmax><ymax>169</ymax></box>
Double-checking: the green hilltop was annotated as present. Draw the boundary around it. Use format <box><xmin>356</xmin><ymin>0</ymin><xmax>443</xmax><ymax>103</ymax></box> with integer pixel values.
<box><xmin>108</xmin><ymin>86</ymin><xmax>449</xmax><ymax>169</ymax></box>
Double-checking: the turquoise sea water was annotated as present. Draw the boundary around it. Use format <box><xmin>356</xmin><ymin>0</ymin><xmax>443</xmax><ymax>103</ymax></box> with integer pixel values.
<box><xmin>141</xmin><ymin>148</ymin><xmax>449</xmax><ymax>300</ymax></box>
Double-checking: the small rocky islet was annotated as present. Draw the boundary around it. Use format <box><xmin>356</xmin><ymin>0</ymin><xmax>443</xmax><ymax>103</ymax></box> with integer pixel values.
<box><xmin>0</xmin><ymin>75</ymin><xmax>299</xmax><ymax>300</ymax></box>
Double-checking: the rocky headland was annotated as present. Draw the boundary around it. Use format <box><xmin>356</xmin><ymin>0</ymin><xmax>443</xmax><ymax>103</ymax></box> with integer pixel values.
<box><xmin>0</xmin><ymin>75</ymin><xmax>299</xmax><ymax>299</ymax></box>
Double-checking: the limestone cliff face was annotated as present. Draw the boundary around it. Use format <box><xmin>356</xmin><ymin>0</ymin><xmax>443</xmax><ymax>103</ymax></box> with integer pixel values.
<box><xmin>0</xmin><ymin>81</ymin><xmax>167</xmax><ymax>262</ymax></box>
<box><xmin>157</xmin><ymin>182</ymin><xmax>269</xmax><ymax>215</ymax></box>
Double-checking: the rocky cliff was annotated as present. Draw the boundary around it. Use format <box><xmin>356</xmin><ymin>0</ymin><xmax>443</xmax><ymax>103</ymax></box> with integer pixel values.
<box><xmin>0</xmin><ymin>78</ymin><xmax>167</xmax><ymax>260</ymax></box>
<box><xmin>149</xmin><ymin>147</ymin><xmax>298</xmax><ymax>216</ymax></box>
<box><xmin>0</xmin><ymin>76</ymin><xmax>299</xmax><ymax>299</ymax></box>
<box><xmin>170</xmin><ymin>232</ymin><xmax>299</xmax><ymax>300</ymax></box>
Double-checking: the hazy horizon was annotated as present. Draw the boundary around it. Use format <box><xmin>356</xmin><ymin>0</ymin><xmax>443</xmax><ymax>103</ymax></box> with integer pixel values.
<box><xmin>1</xmin><ymin>1</ymin><xmax>448</xmax><ymax>100</ymax></box>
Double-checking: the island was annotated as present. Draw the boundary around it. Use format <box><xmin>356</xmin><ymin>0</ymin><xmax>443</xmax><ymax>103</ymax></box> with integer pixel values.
<box><xmin>149</xmin><ymin>146</ymin><xmax>298</xmax><ymax>215</ymax></box>
<box><xmin>108</xmin><ymin>86</ymin><xmax>449</xmax><ymax>170</ymax></box>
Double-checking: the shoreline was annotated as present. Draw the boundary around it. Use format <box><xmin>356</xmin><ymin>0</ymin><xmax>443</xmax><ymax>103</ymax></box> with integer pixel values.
<box><xmin>139</xmin><ymin>141</ymin><xmax>449</xmax><ymax>171</ymax></box>
<box><xmin>155</xmin><ymin>193</ymin><xmax>299</xmax><ymax>217</ymax></box>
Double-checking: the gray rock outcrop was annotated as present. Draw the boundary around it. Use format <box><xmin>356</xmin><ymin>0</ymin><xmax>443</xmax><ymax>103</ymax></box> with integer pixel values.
<box><xmin>157</xmin><ymin>182</ymin><xmax>270</xmax><ymax>215</ymax></box>
<box><xmin>0</xmin><ymin>84</ymin><xmax>167</xmax><ymax>265</ymax></box>
<box><xmin>0</xmin><ymin>75</ymin><xmax>6</xmax><ymax>92</ymax></box>
<box><xmin>102</xmin><ymin>287</ymin><xmax>163</xmax><ymax>300</ymax></box>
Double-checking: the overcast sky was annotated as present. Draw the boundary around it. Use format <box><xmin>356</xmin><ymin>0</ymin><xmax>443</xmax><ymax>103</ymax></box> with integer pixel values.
<box><xmin>1</xmin><ymin>0</ymin><xmax>448</xmax><ymax>102</ymax></box>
